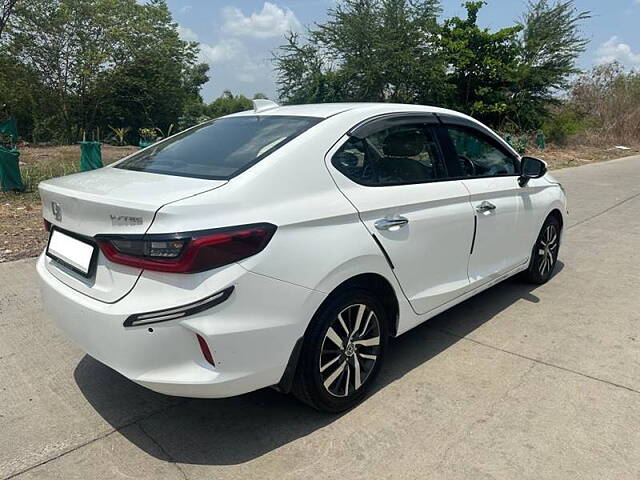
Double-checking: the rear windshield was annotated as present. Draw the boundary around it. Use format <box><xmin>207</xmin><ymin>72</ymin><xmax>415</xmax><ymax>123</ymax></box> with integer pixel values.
<box><xmin>116</xmin><ymin>115</ymin><xmax>321</xmax><ymax>179</ymax></box>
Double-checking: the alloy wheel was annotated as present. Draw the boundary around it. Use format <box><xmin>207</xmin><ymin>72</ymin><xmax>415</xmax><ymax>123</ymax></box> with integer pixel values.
<box><xmin>319</xmin><ymin>303</ymin><xmax>381</xmax><ymax>397</ymax></box>
<box><xmin>537</xmin><ymin>224</ymin><xmax>558</xmax><ymax>276</ymax></box>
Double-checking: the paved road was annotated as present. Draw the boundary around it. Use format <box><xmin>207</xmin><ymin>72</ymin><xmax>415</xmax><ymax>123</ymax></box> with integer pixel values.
<box><xmin>1</xmin><ymin>156</ymin><xmax>639</xmax><ymax>480</ymax></box>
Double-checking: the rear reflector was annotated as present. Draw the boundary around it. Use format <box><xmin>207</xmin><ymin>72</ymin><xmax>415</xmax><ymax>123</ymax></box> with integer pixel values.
<box><xmin>123</xmin><ymin>286</ymin><xmax>234</xmax><ymax>327</ymax></box>
<box><xmin>196</xmin><ymin>334</ymin><xmax>215</xmax><ymax>366</ymax></box>
<box><xmin>97</xmin><ymin>223</ymin><xmax>276</xmax><ymax>273</ymax></box>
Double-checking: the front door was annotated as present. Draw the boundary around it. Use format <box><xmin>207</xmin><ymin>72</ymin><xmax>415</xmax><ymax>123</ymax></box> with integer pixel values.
<box><xmin>439</xmin><ymin>122</ymin><xmax>530</xmax><ymax>286</ymax></box>
<box><xmin>326</xmin><ymin>116</ymin><xmax>475</xmax><ymax>315</ymax></box>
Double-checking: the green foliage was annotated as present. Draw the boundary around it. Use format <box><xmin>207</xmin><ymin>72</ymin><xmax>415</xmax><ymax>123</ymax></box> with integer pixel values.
<box><xmin>0</xmin><ymin>0</ymin><xmax>209</xmax><ymax>143</ymax></box>
<box><xmin>177</xmin><ymin>90</ymin><xmax>264</xmax><ymax>129</ymax></box>
<box><xmin>0</xmin><ymin>0</ymin><xmax>17</xmax><ymax>38</ymax></box>
<box><xmin>273</xmin><ymin>32</ymin><xmax>346</xmax><ymax>104</ymax></box>
<box><xmin>274</xmin><ymin>0</ymin><xmax>590</xmax><ymax>131</ymax></box>
<box><xmin>439</xmin><ymin>1</ymin><xmax>523</xmax><ymax>123</ymax></box>
<box><xmin>21</xmin><ymin>156</ymin><xmax>79</xmax><ymax>193</ymax></box>
<box><xmin>542</xmin><ymin>108</ymin><xmax>586</xmax><ymax>145</ymax></box>
<box><xmin>0</xmin><ymin>57</ymin><xmax>43</xmax><ymax>142</ymax></box>
<box><xmin>512</xmin><ymin>0</ymin><xmax>590</xmax><ymax>129</ymax></box>
<box><xmin>0</xmin><ymin>131</ymin><xmax>13</xmax><ymax>148</ymax></box>
<box><xmin>138</xmin><ymin>128</ymin><xmax>158</xmax><ymax>143</ymax></box>
<box><xmin>558</xmin><ymin>62</ymin><xmax>640</xmax><ymax>144</ymax></box>
<box><xmin>108</xmin><ymin>126</ymin><xmax>130</xmax><ymax>146</ymax></box>
<box><xmin>154</xmin><ymin>124</ymin><xmax>174</xmax><ymax>139</ymax></box>
<box><xmin>205</xmin><ymin>90</ymin><xmax>253</xmax><ymax>118</ymax></box>
<box><xmin>0</xmin><ymin>0</ymin><xmax>595</xmax><ymax>145</ymax></box>
<box><xmin>274</xmin><ymin>0</ymin><xmax>445</xmax><ymax>105</ymax></box>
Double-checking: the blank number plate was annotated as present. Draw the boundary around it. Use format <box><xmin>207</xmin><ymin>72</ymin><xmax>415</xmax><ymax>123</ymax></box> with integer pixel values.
<box><xmin>47</xmin><ymin>229</ymin><xmax>96</xmax><ymax>276</ymax></box>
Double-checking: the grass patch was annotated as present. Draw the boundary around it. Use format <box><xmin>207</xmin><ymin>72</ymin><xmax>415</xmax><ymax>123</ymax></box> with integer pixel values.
<box><xmin>3</xmin><ymin>145</ymin><xmax>139</xmax><ymax>199</ymax></box>
<box><xmin>21</xmin><ymin>158</ymin><xmax>79</xmax><ymax>195</ymax></box>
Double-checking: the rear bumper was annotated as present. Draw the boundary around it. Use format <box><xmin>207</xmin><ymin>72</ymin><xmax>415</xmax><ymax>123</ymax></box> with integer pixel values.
<box><xmin>37</xmin><ymin>253</ymin><xmax>326</xmax><ymax>398</ymax></box>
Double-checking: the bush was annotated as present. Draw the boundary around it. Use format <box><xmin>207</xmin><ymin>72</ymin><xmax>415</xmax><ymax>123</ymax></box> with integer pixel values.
<box><xmin>542</xmin><ymin>108</ymin><xmax>587</xmax><ymax>145</ymax></box>
<box><xmin>564</xmin><ymin>63</ymin><xmax>640</xmax><ymax>146</ymax></box>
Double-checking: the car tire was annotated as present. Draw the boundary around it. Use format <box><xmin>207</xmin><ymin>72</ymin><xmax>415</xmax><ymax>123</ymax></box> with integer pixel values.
<box><xmin>292</xmin><ymin>289</ymin><xmax>388</xmax><ymax>413</ymax></box>
<box><xmin>522</xmin><ymin>215</ymin><xmax>561</xmax><ymax>284</ymax></box>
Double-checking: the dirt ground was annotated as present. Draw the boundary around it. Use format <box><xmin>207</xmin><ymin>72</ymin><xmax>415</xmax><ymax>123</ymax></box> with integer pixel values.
<box><xmin>1</xmin><ymin>143</ymin><xmax>639</xmax><ymax>263</ymax></box>
<box><xmin>534</xmin><ymin>144</ymin><xmax>640</xmax><ymax>168</ymax></box>
<box><xmin>0</xmin><ymin>145</ymin><xmax>137</xmax><ymax>263</ymax></box>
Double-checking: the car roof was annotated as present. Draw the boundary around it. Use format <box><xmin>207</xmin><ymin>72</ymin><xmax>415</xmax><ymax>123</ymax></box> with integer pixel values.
<box><xmin>226</xmin><ymin>102</ymin><xmax>469</xmax><ymax>120</ymax></box>
<box><xmin>225</xmin><ymin>102</ymin><xmax>519</xmax><ymax>157</ymax></box>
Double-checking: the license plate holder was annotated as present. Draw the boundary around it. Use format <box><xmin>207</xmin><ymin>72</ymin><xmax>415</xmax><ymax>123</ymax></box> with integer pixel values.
<box><xmin>46</xmin><ymin>228</ymin><xmax>98</xmax><ymax>278</ymax></box>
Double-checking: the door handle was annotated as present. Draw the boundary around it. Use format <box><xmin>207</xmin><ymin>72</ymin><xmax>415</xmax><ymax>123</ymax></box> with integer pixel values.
<box><xmin>475</xmin><ymin>201</ymin><xmax>496</xmax><ymax>213</ymax></box>
<box><xmin>374</xmin><ymin>217</ymin><xmax>409</xmax><ymax>231</ymax></box>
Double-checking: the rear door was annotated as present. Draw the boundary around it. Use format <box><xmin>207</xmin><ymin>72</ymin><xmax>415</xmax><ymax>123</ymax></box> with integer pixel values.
<box><xmin>326</xmin><ymin>114</ymin><xmax>475</xmax><ymax>315</ymax></box>
<box><xmin>437</xmin><ymin>115</ymin><xmax>531</xmax><ymax>286</ymax></box>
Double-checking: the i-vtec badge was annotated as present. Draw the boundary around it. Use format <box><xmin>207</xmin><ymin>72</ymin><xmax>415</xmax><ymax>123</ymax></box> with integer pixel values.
<box><xmin>51</xmin><ymin>201</ymin><xmax>63</xmax><ymax>222</ymax></box>
<box><xmin>110</xmin><ymin>215</ymin><xmax>143</xmax><ymax>226</ymax></box>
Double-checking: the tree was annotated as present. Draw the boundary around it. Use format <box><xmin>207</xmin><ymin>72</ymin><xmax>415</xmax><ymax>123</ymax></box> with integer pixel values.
<box><xmin>0</xmin><ymin>0</ymin><xmax>17</xmax><ymax>38</ymax></box>
<box><xmin>512</xmin><ymin>0</ymin><xmax>590</xmax><ymax>128</ymax></box>
<box><xmin>0</xmin><ymin>57</ymin><xmax>43</xmax><ymax>140</ymax></box>
<box><xmin>92</xmin><ymin>0</ymin><xmax>209</xmax><ymax>138</ymax></box>
<box><xmin>440</xmin><ymin>1</ymin><xmax>522</xmax><ymax>125</ymax></box>
<box><xmin>274</xmin><ymin>32</ymin><xmax>346</xmax><ymax>104</ymax></box>
<box><xmin>2</xmin><ymin>0</ymin><xmax>209</xmax><ymax>143</ymax></box>
<box><xmin>564</xmin><ymin>62</ymin><xmax>640</xmax><ymax>143</ymax></box>
<box><xmin>274</xmin><ymin>0</ymin><xmax>445</xmax><ymax>105</ymax></box>
<box><xmin>205</xmin><ymin>90</ymin><xmax>253</xmax><ymax>118</ymax></box>
<box><xmin>274</xmin><ymin>0</ymin><xmax>591</xmax><ymax>131</ymax></box>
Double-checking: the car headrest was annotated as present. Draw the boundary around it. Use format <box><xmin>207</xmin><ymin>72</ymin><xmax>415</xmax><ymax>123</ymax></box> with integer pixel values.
<box><xmin>382</xmin><ymin>130</ymin><xmax>425</xmax><ymax>157</ymax></box>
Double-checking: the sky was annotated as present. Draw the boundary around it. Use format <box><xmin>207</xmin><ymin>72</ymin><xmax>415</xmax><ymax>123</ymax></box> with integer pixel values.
<box><xmin>166</xmin><ymin>0</ymin><xmax>640</xmax><ymax>102</ymax></box>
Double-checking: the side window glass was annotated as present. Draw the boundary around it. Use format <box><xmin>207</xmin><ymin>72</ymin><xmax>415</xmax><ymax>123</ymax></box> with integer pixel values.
<box><xmin>331</xmin><ymin>124</ymin><xmax>447</xmax><ymax>186</ymax></box>
<box><xmin>447</xmin><ymin>127</ymin><xmax>516</xmax><ymax>178</ymax></box>
<box><xmin>331</xmin><ymin>137</ymin><xmax>377</xmax><ymax>185</ymax></box>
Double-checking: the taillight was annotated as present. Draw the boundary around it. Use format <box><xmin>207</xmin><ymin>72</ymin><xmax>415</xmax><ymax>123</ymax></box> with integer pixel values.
<box><xmin>97</xmin><ymin>223</ymin><xmax>276</xmax><ymax>273</ymax></box>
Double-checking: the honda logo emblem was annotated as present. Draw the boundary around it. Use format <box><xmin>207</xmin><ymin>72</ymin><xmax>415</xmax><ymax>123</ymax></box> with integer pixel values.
<box><xmin>51</xmin><ymin>202</ymin><xmax>62</xmax><ymax>222</ymax></box>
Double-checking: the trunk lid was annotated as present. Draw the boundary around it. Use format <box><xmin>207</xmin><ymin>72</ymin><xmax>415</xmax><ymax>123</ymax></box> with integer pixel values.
<box><xmin>39</xmin><ymin>167</ymin><xmax>226</xmax><ymax>303</ymax></box>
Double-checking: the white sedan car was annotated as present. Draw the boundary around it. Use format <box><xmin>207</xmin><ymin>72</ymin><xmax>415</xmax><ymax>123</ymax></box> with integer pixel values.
<box><xmin>37</xmin><ymin>102</ymin><xmax>566</xmax><ymax>412</ymax></box>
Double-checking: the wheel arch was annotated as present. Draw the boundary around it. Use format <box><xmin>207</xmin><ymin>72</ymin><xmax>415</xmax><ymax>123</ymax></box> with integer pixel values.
<box><xmin>319</xmin><ymin>273</ymin><xmax>401</xmax><ymax>337</ymax></box>
<box><xmin>547</xmin><ymin>208</ymin><xmax>564</xmax><ymax>230</ymax></box>
<box><xmin>276</xmin><ymin>271</ymin><xmax>401</xmax><ymax>394</ymax></box>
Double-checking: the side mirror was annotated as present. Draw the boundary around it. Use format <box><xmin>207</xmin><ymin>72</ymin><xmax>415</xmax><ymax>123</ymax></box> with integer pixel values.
<box><xmin>519</xmin><ymin>156</ymin><xmax>547</xmax><ymax>187</ymax></box>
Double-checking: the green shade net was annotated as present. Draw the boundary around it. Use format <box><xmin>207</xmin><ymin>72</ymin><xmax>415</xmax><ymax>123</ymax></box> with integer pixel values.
<box><xmin>80</xmin><ymin>141</ymin><xmax>103</xmax><ymax>171</ymax></box>
<box><xmin>0</xmin><ymin>117</ymin><xmax>18</xmax><ymax>145</ymax></box>
<box><xmin>0</xmin><ymin>146</ymin><xmax>25</xmax><ymax>192</ymax></box>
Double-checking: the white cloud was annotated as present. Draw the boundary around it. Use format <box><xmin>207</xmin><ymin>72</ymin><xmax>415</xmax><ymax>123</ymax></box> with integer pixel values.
<box><xmin>199</xmin><ymin>38</ymin><xmax>245</xmax><ymax>64</ymax></box>
<box><xmin>177</xmin><ymin>4</ymin><xmax>294</xmax><ymax>90</ymax></box>
<box><xmin>177</xmin><ymin>25</ymin><xmax>199</xmax><ymax>42</ymax></box>
<box><xmin>221</xmin><ymin>2</ymin><xmax>301</xmax><ymax>39</ymax></box>
<box><xmin>198</xmin><ymin>39</ymin><xmax>260</xmax><ymax>83</ymax></box>
<box><xmin>596</xmin><ymin>36</ymin><xmax>640</xmax><ymax>68</ymax></box>
<box><xmin>180</xmin><ymin>5</ymin><xmax>192</xmax><ymax>14</ymax></box>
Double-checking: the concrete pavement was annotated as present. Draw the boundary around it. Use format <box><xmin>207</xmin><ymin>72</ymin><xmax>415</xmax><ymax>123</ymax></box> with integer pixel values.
<box><xmin>1</xmin><ymin>156</ymin><xmax>639</xmax><ymax>479</ymax></box>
